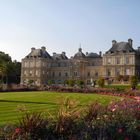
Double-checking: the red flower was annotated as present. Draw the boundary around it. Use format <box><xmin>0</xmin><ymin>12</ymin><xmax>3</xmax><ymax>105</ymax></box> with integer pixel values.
<box><xmin>15</xmin><ymin>128</ymin><xmax>22</xmax><ymax>134</ymax></box>
<box><xmin>124</xmin><ymin>137</ymin><xmax>129</xmax><ymax>140</ymax></box>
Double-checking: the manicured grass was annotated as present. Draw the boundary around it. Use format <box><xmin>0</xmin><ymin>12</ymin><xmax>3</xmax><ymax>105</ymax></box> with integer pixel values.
<box><xmin>0</xmin><ymin>91</ymin><xmax>121</xmax><ymax>125</ymax></box>
<box><xmin>105</xmin><ymin>84</ymin><xmax>140</xmax><ymax>90</ymax></box>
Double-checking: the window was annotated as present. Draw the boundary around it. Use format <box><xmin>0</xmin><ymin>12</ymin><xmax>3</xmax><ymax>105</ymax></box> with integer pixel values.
<box><xmin>87</xmin><ymin>72</ymin><xmax>90</xmax><ymax>77</ymax></box>
<box><xmin>65</xmin><ymin>72</ymin><xmax>68</xmax><ymax>77</ymax></box>
<box><xmin>116</xmin><ymin>58</ymin><xmax>121</xmax><ymax>64</ymax></box>
<box><xmin>107</xmin><ymin>58</ymin><xmax>111</xmax><ymax>64</ymax></box>
<box><xmin>107</xmin><ymin>69</ymin><xmax>111</xmax><ymax>76</ymax></box>
<box><xmin>74</xmin><ymin>71</ymin><xmax>78</xmax><ymax>76</ymax></box>
<box><xmin>24</xmin><ymin>70</ymin><xmax>27</xmax><ymax>75</ymax></box>
<box><xmin>29</xmin><ymin>70</ymin><xmax>32</xmax><ymax>76</ymax></box>
<box><xmin>116</xmin><ymin>69</ymin><xmax>120</xmax><ymax>76</ymax></box>
<box><xmin>58</xmin><ymin>63</ymin><xmax>61</xmax><ymax>67</ymax></box>
<box><xmin>125</xmin><ymin>69</ymin><xmax>130</xmax><ymax>75</ymax></box>
<box><xmin>125</xmin><ymin>57</ymin><xmax>129</xmax><ymax>64</ymax></box>
<box><xmin>59</xmin><ymin>72</ymin><xmax>61</xmax><ymax>77</ymax></box>
<box><xmin>95</xmin><ymin>72</ymin><xmax>98</xmax><ymax>77</ymax></box>
<box><xmin>42</xmin><ymin>71</ymin><xmax>45</xmax><ymax>74</ymax></box>
<box><xmin>30</xmin><ymin>62</ymin><xmax>34</xmax><ymax>67</ymax></box>
<box><xmin>35</xmin><ymin>70</ymin><xmax>38</xmax><ymax>76</ymax></box>
<box><xmin>52</xmin><ymin>72</ymin><xmax>55</xmax><ymax>77</ymax></box>
<box><xmin>42</xmin><ymin>62</ymin><xmax>46</xmax><ymax>67</ymax></box>
<box><xmin>36</xmin><ymin>62</ymin><xmax>40</xmax><ymax>67</ymax></box>
<box><xmin>24</xmin><ymin>62</ymin><xmax>28</xmax><ymax>67</ymax></box>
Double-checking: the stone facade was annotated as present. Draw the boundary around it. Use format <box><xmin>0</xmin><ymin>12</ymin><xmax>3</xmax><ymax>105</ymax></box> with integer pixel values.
<box><xmin>21</xmin><ymin>39</ymin><xmax>140</xmax><ymax>85</ymax></box>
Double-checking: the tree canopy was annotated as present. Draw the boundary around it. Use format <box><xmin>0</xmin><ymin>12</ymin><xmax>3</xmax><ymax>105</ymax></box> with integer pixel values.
<box><xmin>0</xmin><ymin>51</ymin><xmax>21</xmax><ymax>84</ymax></box>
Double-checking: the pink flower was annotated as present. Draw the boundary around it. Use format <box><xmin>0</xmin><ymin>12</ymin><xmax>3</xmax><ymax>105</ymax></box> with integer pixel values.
<box><xmin>15</xmin><ymin>128</ymin><xmax>22</xmax><ymax>134</ymax></box>
<box><xmin>112</xmin><ymin>108</ymin><xmax>116</xmax><ymax>112</ymax></box>
<box><xmin>118</xmin><ymin>128</ymin><xmax>123</xmax><ymax>133</ymax></box>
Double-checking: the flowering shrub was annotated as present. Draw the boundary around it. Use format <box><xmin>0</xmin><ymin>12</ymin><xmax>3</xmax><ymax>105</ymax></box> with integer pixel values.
<box><xmin>0</xmin><ymin>98</ymin><xmax>139</xmax><ymax>140</ymax></box>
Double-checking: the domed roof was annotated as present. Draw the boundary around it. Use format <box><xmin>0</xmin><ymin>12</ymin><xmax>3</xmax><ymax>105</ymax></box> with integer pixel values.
<box><xmin>74</xmin><ymin>48</ymin><xmax>85</xmax><ymax>59</ymax></box>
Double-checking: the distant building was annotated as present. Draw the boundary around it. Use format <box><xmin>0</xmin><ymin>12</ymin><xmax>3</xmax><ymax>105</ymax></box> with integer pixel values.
<box><xmin>21</xmin><ymin>39</ymin><xmax>140</xmax><ymax>85</ymax></box>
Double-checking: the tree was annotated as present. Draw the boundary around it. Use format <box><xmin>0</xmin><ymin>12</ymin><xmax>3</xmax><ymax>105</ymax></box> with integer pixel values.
<box><xmin>0</xmin><ymin>62</ymin><xmax>7</xmax><ymax>84</ymax></box>
<box><xmin>48</xmin><ymin>80</ymin><xmax>54</xmax><ymax>85</ymax></box>
<box><xmin>64</xmin><ymin>80</ymin><xmax>69</xmax><ymax>86</ymax></box>
<box><xmin>129</xmin><ymin>75</ymin><xmax>138</xmax><ymax>89</ymax></box>
<box><xmin>116</xmin><ymin>75</ymin><xmax>123</xmax><ymax>82</ymax></box>
<box><xmin>76</xmin><ymin>80</ymin><xmax>84</xmax><ymax>88</ymax></box>
<box><xmin>97</xmin><ymin>77</ymin><xmax>105</xmax><ymax>88</ymax></box>
<box><xmin>0</xmin><ymin>51</ymin><xmax>21</xmax><ymax>84</ymax></box>
<box><xmin>68</xmin><ymin>80</ymin><xmax>75</xmax><ymax>87</ymax></box>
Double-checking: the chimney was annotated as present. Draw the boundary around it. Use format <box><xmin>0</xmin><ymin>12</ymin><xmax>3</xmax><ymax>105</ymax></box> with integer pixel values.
<box><xmin>138</xmin><ymin>46</ymin><xmax>140</xmax><ymax>51</ymax></box>
<box><xmin>41</xmin><ymin>46</ymin><xmax>46</xmax><ymax>51</ymax></box>
<box><xmin>86</xmin><ymin>52</ymin><xmax>88</xmax><ymax>55</ymax></box>
<box><xmin>79</xmin><ymin>48</ymin><xmax>82</xmax><ymax>52</ymax></box>
<box><xmin>31</xmin><ymin>47</ymin><xmax>35</xmax><ymax>51</ymax></box>
<box><xmin>99</xmin><ymin>51</ymin><xmax>102</xmax><ymax>56</ymax></box>
<box><xmin>53</xmin><ymin>52</ymin><xmax>56</xmax><ymax>56</ymax></box>
<box><xmin>128</xmin><ymin>38</ymin><xmax>133</xmax><ymax>47</ymax></box>
<box><xmin>62</xmin><ymin>52</ymin><xmax>66</xmax><ymax>55</ymax></box>
<box><xmin>112</xmin><ymin>40</ymin><xmax>117</xmax><ymax>46</ymax></box>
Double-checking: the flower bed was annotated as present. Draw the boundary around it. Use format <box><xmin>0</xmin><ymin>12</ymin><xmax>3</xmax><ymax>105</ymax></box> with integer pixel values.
<box><xmin>0</xmin><ymin>99</ymin><xmax>139</xmax><ymax>140</ymax></box>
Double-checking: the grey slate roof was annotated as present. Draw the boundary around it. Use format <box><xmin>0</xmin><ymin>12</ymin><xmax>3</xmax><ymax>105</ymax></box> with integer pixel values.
<box><xmin>86</xmin><ymin>52</ymin><xmax>100</xmax><ymax>58</ymax></box>
<box><xmin>74</xmin><ymin>48</ymin><xmax>86</xmax><ymax>59</ymax></box>
<box><xmin>106</xmin><ymin>41</ymin><xmax>135</xmax><ymax>54</ymax></box>
<box><xmin>52</xmin><ymin>53</ymin><xmax>68</xmax><ymax>60</ymax></box>
<box><xmin>26</xmin><ymin>48</ymin><xmax>52</xmax><ymax>59</ymax></box>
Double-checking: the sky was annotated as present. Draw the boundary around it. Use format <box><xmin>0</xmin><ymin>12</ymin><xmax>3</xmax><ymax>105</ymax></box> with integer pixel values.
<box><xmin>0</xmin><ymin>0</ymin><xmax>140</xmax><ymax>61</ymax></box>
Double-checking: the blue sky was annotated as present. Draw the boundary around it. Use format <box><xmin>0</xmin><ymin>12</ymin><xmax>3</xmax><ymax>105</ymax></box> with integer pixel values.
<box><xmin>0</xmin><ymin>0</ymin><xmax>140</xmax><ymax>61</ymax></box>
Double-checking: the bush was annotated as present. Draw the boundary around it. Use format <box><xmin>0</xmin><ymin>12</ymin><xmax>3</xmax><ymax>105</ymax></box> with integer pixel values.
<box><xmin>129</xmin><ymin>75</ymin><xmax>138</xmax><ymax>89</ymax></box>
<box><xmin>76</xmin><ymin>80</ymin><xmax>84</xmax><ymax>88</ymax></box>
<box><xmin>68</xmin><ymin>80</ymin><xmax>75</xmax><ymax>87</ymax></box>
<box><xmin>97</xmin><ymin>77</ymin><xmax>105</xmax><ymax>88</ymax></box>
<box><xmin>0</xmin><ymin>98</ymin><xmax>139</xmax><ymax>139</ymax></box>
<box><xmin>17</xmin><ymin>112</ymin><xmax>49</xmax><ymax>140</ymax></box>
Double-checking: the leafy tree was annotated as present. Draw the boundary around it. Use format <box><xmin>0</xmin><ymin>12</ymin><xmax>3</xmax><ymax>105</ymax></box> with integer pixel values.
<box><xmin>76</xmin><ymin>80</ymin><xmax>84</xmax><ymax>88</ymax></box>
<box><xmin>7</xmin><ymin>61</ymin><xmax>21</xmax><ymax>84</ymax></box>
<box><xmin>116</xmin><ymin>75</ymin><xmax>123</xmax><ymax>82</ymax></box>
<box><xmin>48</xmin><ymin>80</ymin><xmax>54</xmax><ymax>85</ymax></box>
<box><xmin>129</xmin><ymin>75</ymin><xmax>138</xmax><ymax>89</ymax></box>
<box><xmin>64</xmin><ymin>80</ymin><xmax>69</xmax><ymax>86</ymax></box>
<box><xmin>97</xmin><ymin>77</ymin><xmax>105</xmax><ymax>88</ymax></box>
<box><xmin>68</xmin><ymin>80</ymin><xmax>75</xmax><ymax>87</ymax></box>
<box><xmin>0</xmin><ymin>51</ymin><xmax>21</xmax><ymax>84</ymax></box>
<box><xmin>28</xmin><ymin>80</ymin><xmax>34</xmax><ymax>86</ymax></box>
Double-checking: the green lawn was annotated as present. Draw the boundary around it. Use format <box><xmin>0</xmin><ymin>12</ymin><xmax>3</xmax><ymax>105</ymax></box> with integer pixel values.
<box><xmin>105</xmin><ymin>84</ymin><xmax>140</xmax><ymax>90</ymax></box>
<box><xmin>0</xmin><ymin>91</ymin><xmax>121</xmax><ymax>125</ymax></box>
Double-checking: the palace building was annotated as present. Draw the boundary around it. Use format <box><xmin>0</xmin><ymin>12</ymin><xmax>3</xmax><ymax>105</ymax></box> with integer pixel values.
<box><xmin>21</xmin><ymin>39</ymin><xmax>140</xmax><ymax>85</ymax></box>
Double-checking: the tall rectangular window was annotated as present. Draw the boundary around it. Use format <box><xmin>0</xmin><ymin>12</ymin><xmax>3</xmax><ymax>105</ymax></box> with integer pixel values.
<box><xmin>87</xmin><ymin>72</ymin><xmax>90</xmax><ymax>77</ymax></box>
<box><xmin>52</xmin><ymin>72</ymin><xmax>55</xmax><ymax>77</ymax></box>
<box><xmin>116</xmin><ymin>58</ymin><xmax>121</xmax><ymax>64</ymax></box>
<box><xmin>107</xmin><ymin>69</ymin><xmax>111</xmax><ymax>76</ymax></box>
<box><xmin>24</xmin><ymin>70</ymin><xmax>27</xmax><ymax>75</ymax></box>
<box><xmin>59</xmin><ymin>72</ymin><xmax>61</xmax><ymax>77</ymax></box>
<box><xmin>125</xmin><ymin>57</ymin><xmax>129</xmax><ymax>64</ymax></box>
<box><xmin>35</xmin><ymin>70</ymin><xmax>38</xmax><ymax>76</ymax></box>
<box><xmin>74</xmin><ymin>71</ymin><xmax>78</xmax><ymax>76</ymax></box>
<box><xmin>125</xmin><ymin>69</ymin><xmax>130</xmax><ymax>75</ymax></box>
<box><xmin>29</xmin><ymin>70</ymin><xmax>32</xmax><ymax>76</ymax></box>
<box><xmin>116</xmin><ymin>69</ymin><xmax>120</xmax><ymax>76</ymax></box>
<box><xmin>107</xmin><ymin>58</ymin><xmax>111</xmax><ymax>64</ymax></box>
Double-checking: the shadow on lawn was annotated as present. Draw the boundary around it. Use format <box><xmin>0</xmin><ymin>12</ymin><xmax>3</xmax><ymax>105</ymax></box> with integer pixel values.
<box><xmin>0</xmin><ymin>99</ymin><xmax>59</xmax><ymax>105</ymax></box>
